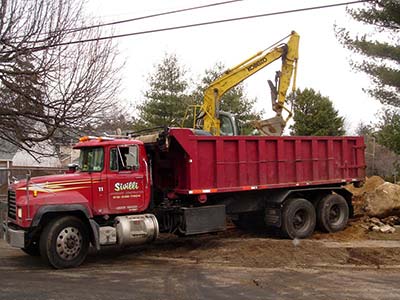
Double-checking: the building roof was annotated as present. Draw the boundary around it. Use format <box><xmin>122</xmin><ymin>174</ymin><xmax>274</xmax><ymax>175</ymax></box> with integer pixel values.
<box><xmin>0</xmin><ymin>139</ymin><xmax>18</xmax><ymax>161</ymax></box>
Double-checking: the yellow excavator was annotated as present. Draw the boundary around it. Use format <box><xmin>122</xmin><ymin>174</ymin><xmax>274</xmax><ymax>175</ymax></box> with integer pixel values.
<box><xmin>195</xmin><ymin>31</ymin><xmax>299</xmax><ymax>136</ymax></box>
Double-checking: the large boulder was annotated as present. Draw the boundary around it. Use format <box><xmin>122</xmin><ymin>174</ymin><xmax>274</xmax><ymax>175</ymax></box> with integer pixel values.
<box><xmin>364</xmin><ymin>182</ymin><xmax>400</xmax><ymax>217</ymax></box>
<box><xmin>346</xmin><ymin>176</ymin><xmax>386</xmax><ymax>216</ymax></box>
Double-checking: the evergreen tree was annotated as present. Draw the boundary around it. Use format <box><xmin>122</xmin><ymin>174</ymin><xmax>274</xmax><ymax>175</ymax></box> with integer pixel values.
<box><xmin>375</xmin><ymin>109</ymin><xmax>400</xmax><ymax>155</ymax></box>
<box><xmin>290</xmin><ymin>88</ymin><xmax>345</xmax><ymax>136</ymax></box>
<box><xmin>137</xmin><ymin>54</ymin><xmax>190</xmax><ymax>128</ymax></box>
<box><xmin>337</xmin><ymin>0</ymin><xmax>400</xmax><ymax>106</ymax></box>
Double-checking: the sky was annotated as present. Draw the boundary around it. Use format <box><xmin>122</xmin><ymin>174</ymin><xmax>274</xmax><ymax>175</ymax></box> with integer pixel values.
<box><xmin>85</xmin><ymin>0</ymin><xmax>384</xmax><ymax>134</ymax></box>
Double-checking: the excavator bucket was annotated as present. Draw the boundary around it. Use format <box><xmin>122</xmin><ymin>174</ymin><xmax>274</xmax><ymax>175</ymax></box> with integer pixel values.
<box><xmin>253</xmin><ymin>115</ymin><xmax>286</xmax><ymax>136</ymax></box>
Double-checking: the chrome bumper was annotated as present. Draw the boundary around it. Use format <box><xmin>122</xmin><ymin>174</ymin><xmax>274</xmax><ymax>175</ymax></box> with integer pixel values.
<box><xmin>3</xmin><ymin>223</ymin><xmax>25</xmax><ymax>248</ymax></box>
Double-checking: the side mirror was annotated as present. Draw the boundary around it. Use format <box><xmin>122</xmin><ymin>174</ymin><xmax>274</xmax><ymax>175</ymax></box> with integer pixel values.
<box><xmin>66</xmin><ymin>163</ymin><xmax>79</xmax><ymax>173</ymax></box>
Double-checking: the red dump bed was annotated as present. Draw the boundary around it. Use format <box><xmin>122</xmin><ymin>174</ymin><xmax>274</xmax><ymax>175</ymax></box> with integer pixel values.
<box><xmin>155</xmin><ymin>128</ymin><xmax>365</xmax><ymax>195</ymax></box>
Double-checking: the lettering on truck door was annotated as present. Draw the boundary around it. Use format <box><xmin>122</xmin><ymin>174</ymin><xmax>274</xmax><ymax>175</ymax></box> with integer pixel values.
<box><xmin>107</xmin><ymin>145</ymin><xmax>145</xmax><ymax>213</ymax></box>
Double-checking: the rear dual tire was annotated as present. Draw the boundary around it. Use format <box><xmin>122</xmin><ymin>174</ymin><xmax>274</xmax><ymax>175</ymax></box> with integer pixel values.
<box><xmin>281</xmin><ymin>194</ymin><xmax>349</xmax><ymax>239</ymax></box>
<box><xmin>317</xmin><ymin>194</ymin><xmax>349</xmax><ymax>233</ymax></box>
<box><xmin>281</xmin><ymin>198</ymin><xmax>316</xmax><ymax>239</ymax></box>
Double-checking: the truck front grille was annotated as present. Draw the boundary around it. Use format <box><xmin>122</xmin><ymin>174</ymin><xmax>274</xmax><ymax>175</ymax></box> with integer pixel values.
<box><xmin>7</xmin><ymin>190</ymin><xmax>16</xmax><ymax>220</ymax></box>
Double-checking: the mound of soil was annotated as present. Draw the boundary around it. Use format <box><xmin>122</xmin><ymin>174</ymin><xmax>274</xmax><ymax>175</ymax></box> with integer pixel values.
<box><xmin>347</xmin><ymin>176</ymin><xmax>385</xmax><ymax>197</ymax></box>
<box><xmin>312</xmin><ymin>218</ymin><xmax>368</xmax><ymax>241</ymax></box>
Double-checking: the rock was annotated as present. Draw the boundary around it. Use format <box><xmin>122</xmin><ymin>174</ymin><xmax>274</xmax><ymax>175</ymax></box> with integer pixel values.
<box><xmin>379</xmin><ymin>224</ymin><xmax>395</xmax><ymax>234</ymax></box>
<box><xmin>346</xmin><ymin>176</ymin><xmax>387</xmax><ymax>216</ymax></box>
<box><xmin>369</xmin><ymin>217</ymin><xmax>385</xmax><ymax>226</ymax></box>
<box><xmin>371</xmin><ymin>225</ymin><xmax>381</xmax><ymax>232</ymax></box>
<box><xmin>364</xmin><ymin>182</ymin><xmax>400</xmax><ymax>217</ymax></box>
<box><xmin>382</xmin><ymin>216</ymin><xmax>400</xmax><ymax>226</ymax></box>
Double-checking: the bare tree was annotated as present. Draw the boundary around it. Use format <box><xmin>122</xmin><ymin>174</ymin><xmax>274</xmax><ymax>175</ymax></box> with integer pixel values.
<box><xmin>356</xmin><ymin>122</ymin><xmax>400</xmax><ymax>181</ymax></box>
<box><xmin>0</xmin><ymin>0</ymin><xmax>121</xmax><ymax>156</ymax></box>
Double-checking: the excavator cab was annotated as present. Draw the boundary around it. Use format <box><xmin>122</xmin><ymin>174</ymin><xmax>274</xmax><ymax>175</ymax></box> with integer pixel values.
<box><xmin>192</xmin><ymin>109</ymin><xmax>239</xmax><ymax>136</ymax></box>
<box><xmin>219</xmin><ymin>112</ymin><xmax>239</xmax><ymax>136</ymax></box>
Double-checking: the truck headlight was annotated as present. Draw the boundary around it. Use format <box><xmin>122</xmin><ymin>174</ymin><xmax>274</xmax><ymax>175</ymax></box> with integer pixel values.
<box><xmin>17</xmin><ymin>207</ymin><xmax>23</xmax><ymax>219</ymax></box>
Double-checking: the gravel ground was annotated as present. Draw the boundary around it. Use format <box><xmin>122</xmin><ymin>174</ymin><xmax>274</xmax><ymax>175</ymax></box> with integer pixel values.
<box><xmin>2</xmin><ymin>221</ymin><xmax>400</xmax><ymax>300</ymax></box>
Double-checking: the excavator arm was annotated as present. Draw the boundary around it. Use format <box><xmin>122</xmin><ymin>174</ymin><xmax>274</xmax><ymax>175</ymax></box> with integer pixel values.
<box><xmin>199</xmin><ymin>31</ymin><xmax>299</xmax><ymax>136</ymax></box>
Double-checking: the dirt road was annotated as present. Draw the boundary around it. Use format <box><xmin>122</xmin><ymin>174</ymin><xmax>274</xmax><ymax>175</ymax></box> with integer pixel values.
<box><xmin>2</xmin><ymin>227</ymin><xmax>400</xmax><ymax>300</ymax></box>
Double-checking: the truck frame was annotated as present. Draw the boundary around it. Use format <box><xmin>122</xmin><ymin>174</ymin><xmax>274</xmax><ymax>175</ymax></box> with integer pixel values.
<box><xmin>4</xmin><ymin>128</ymin><xmax>365</xmax><ymax>268</ymax></box>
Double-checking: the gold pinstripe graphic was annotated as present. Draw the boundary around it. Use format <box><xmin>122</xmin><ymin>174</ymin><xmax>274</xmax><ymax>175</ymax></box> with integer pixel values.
<box><xmin>16</xmin><ymin>178</ymin><xmax>104</xmax><ymax>193</ymax></box>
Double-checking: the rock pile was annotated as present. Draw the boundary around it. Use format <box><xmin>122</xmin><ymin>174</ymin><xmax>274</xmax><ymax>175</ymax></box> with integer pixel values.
<box><xmin>347</xmin><ymin>176</ymin><xmax>400</xmax><ymax>234</ymax></box>
<box><xmin>360</xmin><ymin>217</ymin><xmax>399</xmax><ymax>233</ymax></box>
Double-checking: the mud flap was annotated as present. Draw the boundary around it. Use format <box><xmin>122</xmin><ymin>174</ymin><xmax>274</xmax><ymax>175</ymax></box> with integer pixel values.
<box><xmin>265</xmin><ymin>206</ymin><xmax>282</xmax><ymax>228</ymax></box>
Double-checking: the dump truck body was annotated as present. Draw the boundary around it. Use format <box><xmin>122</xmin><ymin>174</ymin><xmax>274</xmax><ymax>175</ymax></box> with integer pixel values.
<box><xmin>152</xmin><ymin>128</ymin><xmax>365</xmax><ymax>195</ymax></box>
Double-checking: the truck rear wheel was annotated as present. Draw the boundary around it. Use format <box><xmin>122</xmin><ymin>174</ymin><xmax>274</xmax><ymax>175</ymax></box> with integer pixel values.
<box><xmin>281</xmin><ymin>198</ymin><xmax>316</xmax><ymax>239</ymax></box>
<box><xmin>317</xmin><ymin>194</ymin><xmax>349</xmax><ymax>233</ymax></box>
<box><xmin>40</xmin><ymin>216</ymin><xmax>90</xmax><ymax>269</ymax></box>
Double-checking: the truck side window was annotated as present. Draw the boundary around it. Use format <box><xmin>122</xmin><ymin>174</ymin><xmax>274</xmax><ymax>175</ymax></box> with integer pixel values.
<box><xmin>126</xmin><ymin>146</ymin><xmax>139</xmax><ymax>170</ymax></box>
<box><xmin>110</xmin><ymin>146</ymin><xmax>139</xmax><ymax>172</ymax></box>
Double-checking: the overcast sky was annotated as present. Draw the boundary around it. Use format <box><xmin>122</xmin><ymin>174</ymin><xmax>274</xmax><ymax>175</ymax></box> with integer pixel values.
<box><xmin>86</xmin><ymin>0</ymin><xmax>383</xmax><ymax>134</ymax></box>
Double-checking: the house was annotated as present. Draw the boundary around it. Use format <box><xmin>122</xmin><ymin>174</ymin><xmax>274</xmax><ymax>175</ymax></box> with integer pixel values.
<box><xmin>0</xmin><ymin>139</ymin><xmax>62</xmax><ymax>168</ymax></box>
<box><xmin>0</xmin><ymin>139</ymin><xmax>63</xmax><ymax>196</ymax></box>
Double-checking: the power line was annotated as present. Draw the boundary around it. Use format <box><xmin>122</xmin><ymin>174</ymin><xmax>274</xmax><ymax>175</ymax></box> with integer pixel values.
<box><xmin>64</xmin><ymin>0</ymin><xmax>244</xmax><ymax>34</ymax></box>
<box><xmin>14</xmin><ymin>0</ymin><xmax>244</xmax><ymax>39</ymax></box>
<box><xmin>2</xmin><ymin>0</ymin><xmax>372</xmax><ymax>54</ymax></box>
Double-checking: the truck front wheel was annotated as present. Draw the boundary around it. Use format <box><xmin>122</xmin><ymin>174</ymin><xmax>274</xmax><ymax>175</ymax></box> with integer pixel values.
<box><xmin>317</xmin><ymin>194</ymin><xmax>349</xmax><ymax>233</ymax></box>
<box><xmin>40</xmin><ymin>216</ymin><xmax>90</xmax><ymax>269</ymax></box>
<box><xmin>281</xmin><ymin>198</ymin><xmax>316</xmax><ymax>239</ymax></box>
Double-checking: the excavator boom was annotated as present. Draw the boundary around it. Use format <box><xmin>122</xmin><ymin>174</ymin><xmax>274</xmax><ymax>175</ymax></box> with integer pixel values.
<box><xmin>199</xmin><ymin>31</ymin><xmax>299</xmax><ymax>136</ymax></box>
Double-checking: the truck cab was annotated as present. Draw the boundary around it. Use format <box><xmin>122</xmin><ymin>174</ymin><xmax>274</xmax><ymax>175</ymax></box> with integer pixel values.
<box><xmin>73</xmin><ymin>137</ymin><xmax>151</xmax><ymax>216</ymax></box>
<box><xmin>4</xmin><ymin>137</ymin><xmax>159</xmax><ymax>269</ymax></box>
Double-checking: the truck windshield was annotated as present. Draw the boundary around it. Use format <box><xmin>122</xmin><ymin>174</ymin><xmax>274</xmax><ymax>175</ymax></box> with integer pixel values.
<box><xmin>79</xmin><ymin>147</ymin><xmax>104</xmax><ymax>172</ymax></box>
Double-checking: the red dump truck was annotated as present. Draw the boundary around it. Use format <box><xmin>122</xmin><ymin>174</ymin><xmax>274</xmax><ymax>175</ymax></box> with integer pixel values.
<box><xmin>3</xmin><ymin>128</ymin><xmax>365</xmax><ymax>268</ymax></box>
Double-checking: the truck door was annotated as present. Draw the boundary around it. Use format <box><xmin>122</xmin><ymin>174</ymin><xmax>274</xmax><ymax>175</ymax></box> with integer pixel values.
<box><xmin>107</xmin><ymin>145</ymin><xmax>147</xmax><ymax>213</ymax></box>
<box><xmin>77</xmin><ymin>146</ymin><xmax>107</xmax><ymax>215</ymax></box>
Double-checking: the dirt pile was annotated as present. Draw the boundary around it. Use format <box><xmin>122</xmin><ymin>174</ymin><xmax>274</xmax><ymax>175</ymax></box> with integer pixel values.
<box><xmin>347</xmin><ymin>176</ymin><xmax>400</xmax><ymax>218</ymax></box>
<box><xmin>347</xmin><ymin>176</ymin><xmax>385</xmax><ymax>197</ymax></box>
<box><xmin>312</xmin><ymin>218</ymin><xmax>369</xmax><ymax>241</ymax></box>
